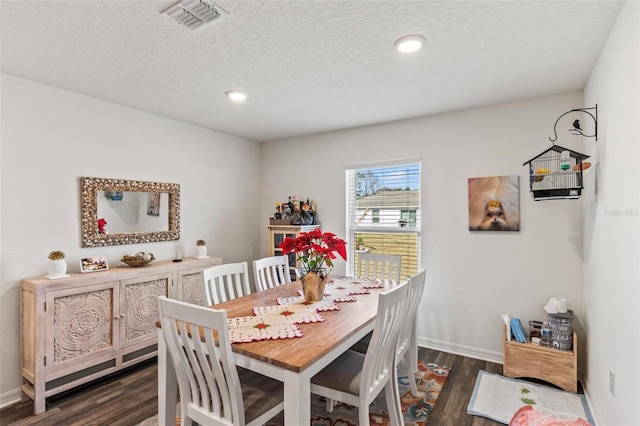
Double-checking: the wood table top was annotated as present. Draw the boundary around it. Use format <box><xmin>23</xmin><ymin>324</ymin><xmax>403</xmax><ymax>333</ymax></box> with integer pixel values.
<box><xmin>212</xmin><ymin>279</ymin><xmax>386</xmax><ymax>373</ymax></box>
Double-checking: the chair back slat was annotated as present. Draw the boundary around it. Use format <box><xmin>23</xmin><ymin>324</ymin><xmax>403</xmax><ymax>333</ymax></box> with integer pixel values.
<box><xmin>158</xmin><ymin>296</ymin><xmax>244</xmax><ymax>426</ymax></box>
<box><xmin>203</xmin><ymin>262</ymin><xmax>251</xmax><ymax>306</ymax></box>
<box><xmin>360</xmin><ymin>280</ymin><xmax>409</xmax><ymax>404</ymax></box>
<box><xmin>397</xmin><ymin>268</ymin><xmax>426</xmax><ymax>358</ymax></box>
<box><xmin>356</xmin><ymin>253</ymin><xmax>402</xmax><ymax>281</ymax></box>
<box><xmin>253</xmin><ymin>256</ymin><xmax>291</xmax><ymax>292</ymax></box>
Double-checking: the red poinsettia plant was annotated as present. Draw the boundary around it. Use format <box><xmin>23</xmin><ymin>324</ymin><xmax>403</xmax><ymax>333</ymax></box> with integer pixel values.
<box><xmin>279</xmin><ymin>228</ymin><xmax>347</xmax><ymax>275</ymax></box>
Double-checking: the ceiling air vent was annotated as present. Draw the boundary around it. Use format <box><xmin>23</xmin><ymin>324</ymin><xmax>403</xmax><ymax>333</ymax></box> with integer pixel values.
<box><xmin>162</xmin><ymin>0</ymin><xmax>228</xmax><ymax>32</ymax></box>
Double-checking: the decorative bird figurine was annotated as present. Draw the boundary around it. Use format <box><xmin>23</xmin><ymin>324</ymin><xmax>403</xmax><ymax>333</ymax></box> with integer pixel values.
<box><xmin>572</xmin><ymin>119</ymin><xmax>582</xmax><ymax>130</ymax></box>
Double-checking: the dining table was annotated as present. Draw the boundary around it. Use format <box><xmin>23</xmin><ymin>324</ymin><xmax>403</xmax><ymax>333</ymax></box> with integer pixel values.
<box><xmin>157</xmin><ymin>276</ymin><xmax>392</xmax><ymax>426</ymax></box>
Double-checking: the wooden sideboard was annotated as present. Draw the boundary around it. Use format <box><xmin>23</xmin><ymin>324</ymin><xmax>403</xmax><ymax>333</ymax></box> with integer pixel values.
<box><xmin>21</xmin><ymin>257</ymin><xmax>221</xmax><ymax>414</ymax></box>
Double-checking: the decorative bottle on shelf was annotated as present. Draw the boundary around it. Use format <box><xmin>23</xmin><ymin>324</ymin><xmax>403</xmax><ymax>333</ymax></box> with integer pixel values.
<box><xmin>288</xmin><ymin>196</ymin><xmax>294</xmax><ymax>215</ymax></box>
<box><xmin>541</xmin><ymin>321</ymin><xmax>552</xmax><ymax>347</ymax></box>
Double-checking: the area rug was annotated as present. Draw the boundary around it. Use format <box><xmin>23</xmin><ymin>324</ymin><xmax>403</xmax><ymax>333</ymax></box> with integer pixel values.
<box><xmin>467</xmin><ymin>370</ymin><xmax>595</xmax><ymax>425</ymax></box>
<box><xmin>138</xmin><ymin>360</ymin><xmax>450</xmax><ymax>426</ymax></box>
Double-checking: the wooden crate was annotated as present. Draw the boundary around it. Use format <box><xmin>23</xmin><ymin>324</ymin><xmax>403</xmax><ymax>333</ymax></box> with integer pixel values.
<box><xmin>502</xmin><ymin>324</ymin><xmax>577</xmax><ymax>393</ymax></box>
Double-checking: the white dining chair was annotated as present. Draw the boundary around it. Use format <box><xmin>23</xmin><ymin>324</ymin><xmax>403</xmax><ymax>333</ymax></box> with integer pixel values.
<box><xmin>202</xmin><ymin>262</ymin><xmax>252</xmax><ymax>305</ymax></box>
<box><xmin>158</xmin><ymin>296</ymin><xmax>284</xmax><ymax>426</ymax></box>
<box><xmin>351</xmin><ymin>268</ymin><xmax>427</xmax><ymax>397</ymax></box>
<box><xmin>355</xmin><ymin>253</ymin><xmax>402</xmax><ymax>281</ymax></box>
<box><xmin>310</xmin><ymin>280</ymin><xmax>409</xmax><ymax>426</ymax></box>
<box><xmin>253</xmin><ymin>255</ymin><xmax>291</xmax><ymax>292</ymax></box>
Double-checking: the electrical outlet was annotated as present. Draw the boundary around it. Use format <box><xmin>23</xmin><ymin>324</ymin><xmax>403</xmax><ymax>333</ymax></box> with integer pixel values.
<box><xmin>609</xmin><ymin>369</ymin><xmax>616</xmax><ymax>396</ymax></box>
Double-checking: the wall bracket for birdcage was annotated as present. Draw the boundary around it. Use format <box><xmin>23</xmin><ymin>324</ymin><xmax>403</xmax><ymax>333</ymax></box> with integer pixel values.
<box><xmin>549</xmin><ymin>104</ymin><xmax>598</xmax><ymax>143</ymax></box>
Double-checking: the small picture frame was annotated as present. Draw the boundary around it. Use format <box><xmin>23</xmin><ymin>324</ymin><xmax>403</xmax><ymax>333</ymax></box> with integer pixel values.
<box><xmin>80</xmin><ymin>255</ymin><xmax>109</xmax><ymax>273</ymax></box>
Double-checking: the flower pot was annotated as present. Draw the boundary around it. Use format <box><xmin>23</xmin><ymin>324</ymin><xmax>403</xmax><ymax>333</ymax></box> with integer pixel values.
<box><xmin>47</xmin><ymin>259</ymin><xmax>68</xmax><ymax>278</ymax></box>
<box><xmin>297</xmin><ymin>269</ymin><xmax>329</xmax><ymax>302</ymax></box>
<box><xmin>195</xmin><ymin>245</ymin><xmax>207</xmax><ymax>258</ymax></box>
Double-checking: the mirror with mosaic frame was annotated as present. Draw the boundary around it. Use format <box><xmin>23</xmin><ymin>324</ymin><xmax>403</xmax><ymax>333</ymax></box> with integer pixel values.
<box><xmin>81</xmin><ymin>177</ymin><xmax>180</xmax><ymax>247</ymax></box>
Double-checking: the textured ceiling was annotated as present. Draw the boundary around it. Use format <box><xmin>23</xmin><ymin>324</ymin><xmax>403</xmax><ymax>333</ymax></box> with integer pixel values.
<box><xmin>1</xmin><ymin>1</ymin><xmax>624</xmax><ymax>143</ymax></box>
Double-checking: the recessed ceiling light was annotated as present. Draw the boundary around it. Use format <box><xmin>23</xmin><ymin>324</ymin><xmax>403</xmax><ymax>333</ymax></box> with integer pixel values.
<box><xmin>394</xmin><ymin>34</ymin><xmax>426</xmax><ymax>53</ymax></box>
<box><xmin>225</xmin><ymin>90</ymin><xmax>247</xmax><ymax>101</ymax></box>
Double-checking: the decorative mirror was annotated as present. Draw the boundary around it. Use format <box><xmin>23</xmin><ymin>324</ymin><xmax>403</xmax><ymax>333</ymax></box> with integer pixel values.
<box><xmin>81</xmin><ymin>177</ymin><xmax>180</xmax><ymax>247</ymax></box>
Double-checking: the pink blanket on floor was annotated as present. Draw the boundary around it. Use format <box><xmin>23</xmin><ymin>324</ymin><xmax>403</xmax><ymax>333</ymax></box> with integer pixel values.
<box><xmin>510</xmin><ymin>406</ymin><xmax>592</xmax><ymax>426</ymax></box>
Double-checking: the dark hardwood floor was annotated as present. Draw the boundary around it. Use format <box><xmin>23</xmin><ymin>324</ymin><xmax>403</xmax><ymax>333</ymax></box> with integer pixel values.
<box><xmin>0</xmin><ymin>349</ymin><xmax>503</xmax><ymax>425</ymax></box>
<box><xmin>0</xmin><ymin>359</ymin><xmax>159</xmax><ymax>426</ymax></box>
<box><xmin>423</xmin><ymin>348</ymin><xmax>503</xmax><ymax>425</ymax></box>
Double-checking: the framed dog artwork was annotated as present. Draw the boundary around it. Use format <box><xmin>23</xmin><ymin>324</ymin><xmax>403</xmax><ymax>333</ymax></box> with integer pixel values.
<box><xmin>468</xmin><ymin>175</ymin><xmax>520</xmax><ymax>232</ymax></box>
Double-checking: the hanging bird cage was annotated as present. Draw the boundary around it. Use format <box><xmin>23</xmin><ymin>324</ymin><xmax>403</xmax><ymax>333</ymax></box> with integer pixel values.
<box><xmin>523</xmin><ymin>145</ymin><xmax>590</xmax><ymax>200</ymax></box>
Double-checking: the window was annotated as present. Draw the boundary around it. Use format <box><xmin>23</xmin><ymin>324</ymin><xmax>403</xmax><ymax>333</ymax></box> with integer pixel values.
<box><xmin>400</xmin><ymin>209</ymin><xmax>417</xmax><ymax>227</ymax></box>
<box><xmin>346</xmin><ymin>159</ymin><xmax>421</xmax><ymax>280</ymax></box>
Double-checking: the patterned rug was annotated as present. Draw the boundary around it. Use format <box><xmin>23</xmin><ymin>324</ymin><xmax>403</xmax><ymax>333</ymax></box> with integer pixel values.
<box><xmin>140</xmin><ymin>359</ymin><xmax>450</xmax><ymax>426</ymax></box>
<box><xmin>267</xmin><ymin>360</ymin><xmax>450</xmax><ymax>426</ymax></box>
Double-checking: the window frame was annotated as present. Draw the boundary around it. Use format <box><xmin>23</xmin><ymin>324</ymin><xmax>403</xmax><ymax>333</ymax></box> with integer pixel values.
<box><xmin>345</xmin><ymin>158</ymin><xmax>421</xmax><ymax>279</ymax></box>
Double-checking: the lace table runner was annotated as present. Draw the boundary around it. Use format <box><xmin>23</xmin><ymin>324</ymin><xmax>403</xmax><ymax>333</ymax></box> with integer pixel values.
<box><xmin>228</xmin><ymin>316</ymin><xmax>304</xmax><ymax>342</ymax></box>
<box><xmin>228</xmin><ymin>277</ymin><xmax>388</xmax><ymax>344</ymax></box>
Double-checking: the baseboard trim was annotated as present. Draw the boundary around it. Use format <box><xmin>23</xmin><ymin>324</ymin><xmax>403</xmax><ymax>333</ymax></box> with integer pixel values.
<box><xmin>0</xmin><ymin>388</ymin><xmax>23</xmax><ymax>409</ymax></box>
<box><xmin>418</xmin><ymin>336</ymin><xmax>504</xmax><ymax>364</ymax></box>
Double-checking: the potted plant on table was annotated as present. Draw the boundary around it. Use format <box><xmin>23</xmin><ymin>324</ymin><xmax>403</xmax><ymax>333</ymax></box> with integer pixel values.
<box><xmin>279</xmin><ymin>229</ymin><xmax>347</xmax><ymax>301</ymax></box>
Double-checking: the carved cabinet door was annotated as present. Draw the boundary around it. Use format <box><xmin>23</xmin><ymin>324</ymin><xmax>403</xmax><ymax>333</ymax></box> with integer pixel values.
<box><xmin>120</xmin><ymin>273</ymin><xmax>170</xmax><ymax>348</ymax></box>
<box><xmin>45</xmin><ymin>281</ymin><xmax>119</xmax><ymax>374</ymax></box>
<box><xmin>176</xmin><ymin>268</ymin><xmax>207</xmax><ymax>306</ymax></box>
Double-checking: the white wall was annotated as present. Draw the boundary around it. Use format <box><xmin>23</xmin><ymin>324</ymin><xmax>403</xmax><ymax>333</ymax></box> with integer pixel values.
<box><xmin>0</xmin><ymin>74</ymin><xmax>262</xmax><ymax>398</ymax></box>
<box><xmin>582</xmin><ymin>1</ymin><xmax>640</xmax><ymax>424</ymax></box>
<box><xmin>261</xmin><ymin>91</ymin><xmax>586</xmax><ymax>362</ymax></box>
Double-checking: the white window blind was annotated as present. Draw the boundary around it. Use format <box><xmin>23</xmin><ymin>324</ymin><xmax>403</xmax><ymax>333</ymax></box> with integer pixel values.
<box><xmin>345</xmin><ymin>159</ymin><xmax>421</xmax><ymax>280</ymax></box>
